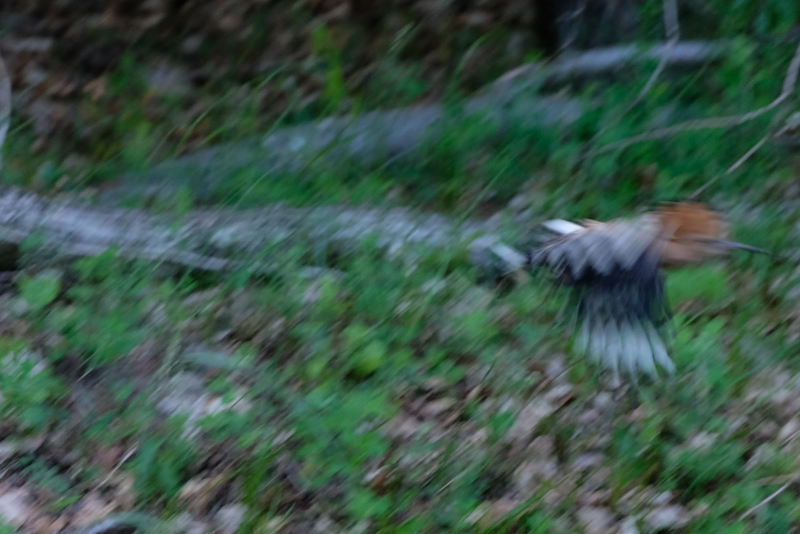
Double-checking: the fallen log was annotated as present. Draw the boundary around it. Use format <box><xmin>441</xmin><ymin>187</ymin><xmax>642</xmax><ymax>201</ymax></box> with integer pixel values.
<box><xmin>99</xmin><ymin>94</ymin><xmax>584</xmax><ymax>205</ymax></box>
<box><xmin>0</xmin><ymin>187</ymin><xmax>526</xmax><ymax>276</ymax></box>
<box><xmin>99</xmin><ymin>40</ymin><xmax>727</xmax><ymax>205</ymax></box>
<box><xmin>0</xmin><ymin>42</ymin><xmax>732</xmax><ymax>273</ymax></box>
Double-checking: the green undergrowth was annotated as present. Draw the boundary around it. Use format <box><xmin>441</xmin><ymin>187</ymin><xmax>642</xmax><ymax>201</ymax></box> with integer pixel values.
<box><xmin>2</xmin><ymin>5</ymin><xmax>800</xmax><ymax>533</ymax></box>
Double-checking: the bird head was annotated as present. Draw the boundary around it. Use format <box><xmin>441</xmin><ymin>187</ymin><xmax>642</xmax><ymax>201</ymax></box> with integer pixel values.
<box><xmin>655</xmin><ymin>202</ymin><xmax>766</xmax><ymax>265</ymax></box>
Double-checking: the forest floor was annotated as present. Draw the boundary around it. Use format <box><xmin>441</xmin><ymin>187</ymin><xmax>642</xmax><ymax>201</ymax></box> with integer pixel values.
<box><xmin>2</xmin><ymin>3</ymin><xmax>800</xmax><ymax>533</ymax></box>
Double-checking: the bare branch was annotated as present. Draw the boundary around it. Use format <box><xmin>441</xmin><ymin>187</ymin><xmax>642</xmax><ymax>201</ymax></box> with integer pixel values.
<box><xmin>484</xmin><ymin>39</ymin><xmax>724</xmax><ymax>104</ymax></box>
<box><xmin>0</xmin><ymin>52</ymin><xmax>10</xmax><ymax>172</ymax></box>
<box><xmin>688</xmin><ymin>41</ymin><xmax>800</xmax><ymax>198</ymax></box>
<box><xmin>590</xmin><ymin>42</ymin><xmax>800</xmax><ymax>158</ymax></box>
<box><xmin>630</xmin><ymin>0</ymin><xmax>681</xmax><ymax>103</ymax></box>
<box><xmin>739</xmin><ymin>479</ymin><xmax>795</xmax><ymax>521</ymax></box>
<box><xmin>587</xmin><ymin>0</ymin><xmax>682</xmax><ymax>143</ymax></box>
<box><xmin>724</xmin><ymin>133</ymin><xmax>771</xmax><ymax>175</ymax></box>
<box><xmin>689</xmin><ymin>133</ymin><xmax>770</xmax><ymax>198</ymax></box>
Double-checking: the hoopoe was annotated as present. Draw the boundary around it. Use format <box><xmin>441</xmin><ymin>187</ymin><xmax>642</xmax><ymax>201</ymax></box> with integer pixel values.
<box><xmin>530</xmin><ymin>202</ymin><xmax>766</xmax><ymax>383</ymax></box>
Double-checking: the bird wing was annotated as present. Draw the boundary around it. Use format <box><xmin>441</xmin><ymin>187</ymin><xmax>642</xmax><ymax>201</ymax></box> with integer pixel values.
<box><xmin>532</xmin><ymin>214</ymin><xmax>675</xmax><ymax>381</ymax></box>
<box><xmin>534</xmin><ymin>215</ymin><xmax>662</xmax><ymax>280</ymax></box>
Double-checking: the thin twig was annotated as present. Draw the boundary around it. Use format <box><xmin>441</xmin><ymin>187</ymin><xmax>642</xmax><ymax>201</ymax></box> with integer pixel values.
<box><xmin>753</xmin><ymin>474</ymin><xmax>797</xmax><ymax>486</ymax></box>
<box><xmin>631</xmin><ymin>0</ymin><xmax>681</xmax><ymax>105</ymax></box>
<box><xmin>92</xmin><ymin>446</ymin><xmax>137</xmax><ymax>491</ymax></box>
<box><xmin>555</xmin><ymin>0</ymin><xmax>587</xmax><ymax>54</ymax></box>
<box><xmin>688</xmin><ymin>132</ymin><xmax>770</xmax><ymax>198</ymax></box>
<box><xmin>738</xmin><ymin>478</ymin><xmax>795</xmax><ymax>520</ymax></box>
<box><xmin>626</xmin><ymin>44</ymin><xmax>671</xmax><ymax>110</ymax></box>
<box><xmin>688</xmin><ymin>42</ymin><xmax>800</xmax><ymax>197</ymax></box>
<box><xmin>631</xmin><ymin>0</ymin><xmax>680</xmax><ymax>98</ymax></box>
<box><xmin>589</xmin><ymin>0</ymin><xmax>682</xmax><ymax>143</ymax></box>
<box><xmin>589</xmin><ymin>42</ymin><xmax>800</xmax><ymax>158</ymax></box>
<box><xmin>725</xmin><ymin>133</ymin><xmax>771</xmax><ymax>175</ymax></box>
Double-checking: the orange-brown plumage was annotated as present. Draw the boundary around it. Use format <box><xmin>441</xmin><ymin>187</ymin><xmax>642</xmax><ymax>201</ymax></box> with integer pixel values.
<box><xmin>531</xmin><ymin>202</ymin><xmax>764</xmax><ymax>383</ymax></box>
<box><xmin>656</xmin><ymin>202</ymin><xmax>729</xmax><ymax>265</ymax></box>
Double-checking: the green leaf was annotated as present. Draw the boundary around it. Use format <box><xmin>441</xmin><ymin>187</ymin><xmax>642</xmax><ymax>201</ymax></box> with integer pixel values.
<box><xmin>351</xmin><ymin>340</ymin><xmax>387</xmax><ymax>376</ymax></box>
<box><xmin>342</xmin><ymin>323</ymin><xmax>371</xmax><ymax>351</ymax></box>
<box><xmin>18</xmin><ymin>270</ymin><xmax>61</xmax><ymax>311</ymax></box>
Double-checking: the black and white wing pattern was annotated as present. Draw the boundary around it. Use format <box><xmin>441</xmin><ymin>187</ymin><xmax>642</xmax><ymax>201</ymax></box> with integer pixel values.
<box><xmin>531</xmin><ymin>214</ymin><xmax>676</xmax><ymax>381</ymax></box>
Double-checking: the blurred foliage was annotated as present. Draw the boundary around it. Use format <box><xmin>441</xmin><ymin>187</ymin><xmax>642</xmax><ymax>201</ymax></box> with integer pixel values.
<box><xmin>0</xmin><ymin>1</ymin><xmax>800</xmax><ymax>533</ymax></box>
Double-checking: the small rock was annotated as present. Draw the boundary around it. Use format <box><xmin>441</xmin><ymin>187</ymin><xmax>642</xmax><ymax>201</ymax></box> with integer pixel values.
<box><xmin>652</xmin><ymin>491</ymin><xmax>672</xmax><ymax>506</ymax></box>
<box><xmin>313</xmin><ymin>515</ymin><xmax>338</xmax><ymax>533</ymax></box>
<box><xmin>421</xmin><ymin>398</ymin><xmax>457</xmax><ymax>418</ymax></box>
<box><xmin>170</xmin><ymin>512</ymin><xmax>209</xmax><ymax>534</ymax></box>
<box><xmin>618</xmin><ymin>516</ymin><xmax>640</xmax><ymax>534</ymax></box>
<box><xmin>617</xmin><ymin>487</ymin><xmax>659</xmax><ymax>515</ymax></box>
<box><xmin>579</xmin><ymin>489</ymin><xmax>611</xmax><ymax>506</ymax></box>
<box><xmin>108</xmin><ymin>473</ymin><xmax>137</xmax><ymax>510</ymax></box>
<box><xmin>363</xmin><ymin>466</ymin><xmax>390</xmax><ymax>491</ymax></box>
<box><xmin>529</xmin><ymin>435</ymin><xmax>555</xmax><ymax>456</ymax></box>
<box><xmin>0</xmin><ymin>437</ymin><xmax>43</xmax><ymax>464</ymax></box>
<box><xmin>754</xmin><ymin>420</ymin><xmax>780</xmax><ymax>441</ymax></box>
<box><xmin>448</xmin><ymin>286</ymin><xmax>493</xmax><ymax>316</ymax></box>
<box><xmin>4</xmin><ymin>37</ymin><xmax>54</xmax><ymax>54</ymax></box>
<box><xmin>577</xmin><ymin>506</ymin><xmax>615</xmax><ymax>534</ymax></box>
<box><xmin>572</xmin><ymin>453</ymin><xmax>606</xmax><ymax>471</ymax></box>
<box><xmin>644</xmin><ymin>505</ymin><xmax>690</xmax><ymax>530</ymax></box>
<box><xmin>506</xmin><ymin>398</ymin><xmax>556</xmax><ymax>443</ymax></box>
<box><xmin>543</xmin><ymin>476</ymin><xmax>576</xmax><ymax>507</ymax></box>
<box><xmin>179</xmin><ymin>473</ymin><xmax>228</xmax><ymax>514</ymax></box>
<box><xmin>465</xmin><ymin>498</ymin><xmax>520</xmax><ymax>528</ymax></box>
<box><xmin>0</xmin><ymin>487</ymin><xmax>34</xmax><ymax>527</ymax></box>
<box><xmin>513</xmin><ymin>457</ymin><xmax>559</xmax><ymax>495</ymax></box>
<box><xmin>546</xmin><ymin>356</ymin><xmax>568</xmax><ymax>380</ymax></box>
<box><xmin>779</xmin><ymin>418</ymin><xmax>800</xmax><ymax>443</ymax></box>
<box><xmin>384</xmin><ymin>413</ymin><xmax>423</xmax><ymax>440</ymax></box>
<box><xmin>581</xmin><ymin>467</ymin><xmax>612</xmax><ymax>495</ymax></box>
<box><xmin>465</xmin><ymin>428</ymin><xmax>488</xmax><ymax>446</ymax></box>
<box><xmin>594</xmin><ymin>392</ymin><xmax>613</xmax><ymax>409</ymax></box>
<box><xmin>181</xmin><ymin>35</ymin><xmax>204</xmax><ymax>55</ymax></box>
<box><xmin>746</xmin><ymin>443</ymin><xmax>779</xmax><ymax>471</ymax></box>
<box><xmin>214</xmin><ymin>503</ymin><xmax>247</xmax><ymax>533</ymax></box>
<box><xmin>545</xmin><ymin>384</ymin><xmax>574</xmax><ymax>406</ymax></box>
<box><xmin>686</xmin><ymin>432</ymin><xmax>716</xmax><ymax>451</ymax></box>
<box><xmin>349</xmin><ymin>519</ymin><xmax>371</xmax><ymax>534</ymax></box>
<box><xmin>69</xmin><ymin>492</ymin><xmax>117</xmax><ymax>528</ymax></box>
<box><xmin>578</xmin><ymin>408</ymin><xmax>604</xmax><ymax>427</ymax></box>
<box><xmin>146</xmin><ymin>61</ymin><xmax>192</xmax><ymax>97</ymax></box>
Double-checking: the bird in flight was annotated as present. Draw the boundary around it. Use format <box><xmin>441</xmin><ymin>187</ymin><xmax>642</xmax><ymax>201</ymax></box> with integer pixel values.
<box><xmin>529</xmin><ymin>202</ymin><xmax>766</xmax><ymax>384</ymax></box>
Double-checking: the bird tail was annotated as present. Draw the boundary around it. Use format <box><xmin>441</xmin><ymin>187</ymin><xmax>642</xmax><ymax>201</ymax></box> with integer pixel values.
<box><xmin>574</xmin><ymin>286</ymin><xmax>676</xmax><ymax>384</ymax></box>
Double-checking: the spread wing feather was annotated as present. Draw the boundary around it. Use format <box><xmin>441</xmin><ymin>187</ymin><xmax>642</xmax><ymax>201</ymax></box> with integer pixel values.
<box><xmin>532</xmin><ymin>214</ymin><xmax>674</xmax><ymax>379</ymax></box>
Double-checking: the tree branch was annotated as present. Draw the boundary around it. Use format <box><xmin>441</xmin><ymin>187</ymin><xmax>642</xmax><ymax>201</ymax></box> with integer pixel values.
<box><xmin>584</xmin><ymin>0</ymin><xmax>683</xmax><ymax>145</ymax></box>
<box><xmin>738</xmin><ymin>479</ymin><xmax>796</xmax><ymax>521</ymax></box>
<box><xmin>590</xmin><ymin>41</ymin><xmax>800</xmax><ymax>158</ymax></box>
<box><xmin>483</xmin><ymin>39</ymin><xmax>724</xmax><ymax>103</ymax></box>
